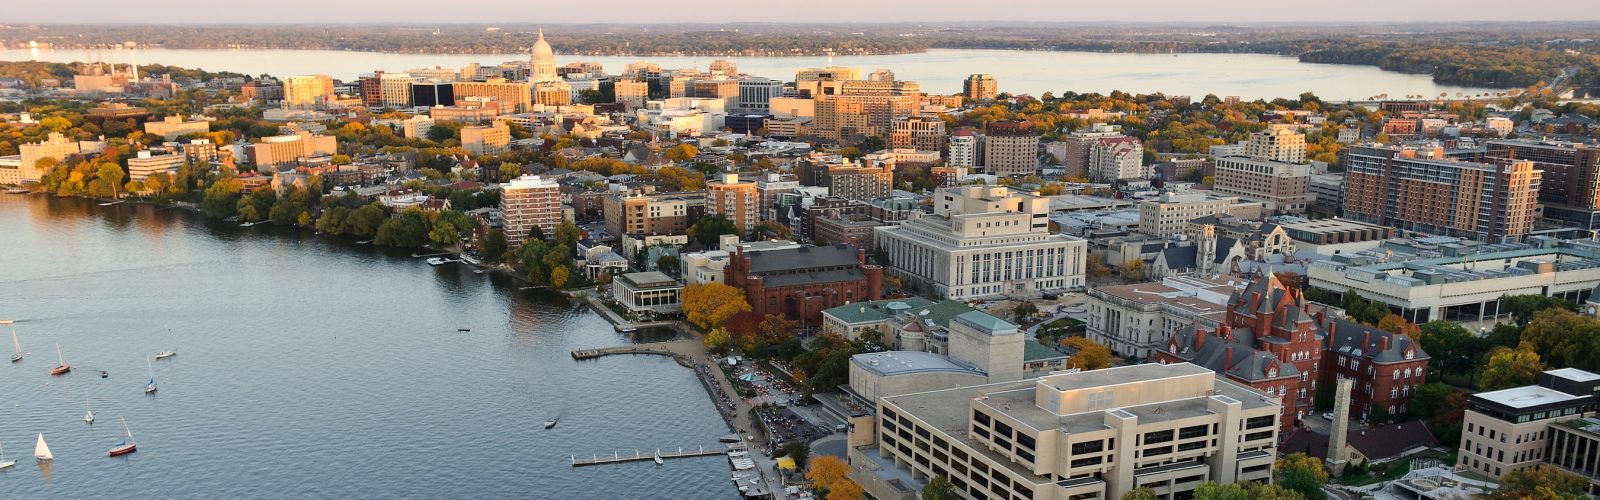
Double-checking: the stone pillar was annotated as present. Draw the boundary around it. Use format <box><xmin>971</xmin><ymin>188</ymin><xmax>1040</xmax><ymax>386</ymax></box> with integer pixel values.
<box><xmin>1327</xmin><ymin>377</ymin><xmax>1354</xmax><ymax>475</ymax></box>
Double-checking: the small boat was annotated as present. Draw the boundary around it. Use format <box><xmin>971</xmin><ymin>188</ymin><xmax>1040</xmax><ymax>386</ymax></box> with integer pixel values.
<box><xmin>653</xmin><ymin>450</ymin><xmax>664</xmax><ymax>465</ymax></box>
<box><xmin>49</xmin><ymin>343</ymin><xmax>70</xmax><ymax>375</ymax></box>
<box><xmin>239</xmin><ymin>221</ymin><xmax>256</xmax><ymax>227</ymax></box>
<box><xmin>426</xmin><ymin>257</ymin><xmax>447</xmax><ymax>266</ymax></box>
<box><xmin>34</xmin><ymin>433</ymin><xmax>52</xmax><ymax>461</ymax></box>
<box><xmin>143</xmin><ymin>357</ymin><xmax>158</xmax><ymax>394</ymax></box>
<box><xmin>84</xmin><ymin>389</ymin><xmax>95</xmax><ymax>424</ymax></box>
<box><xmin>457</xmin><ymin>328</ymin><xmax>471</xmax><ymax>332</ymax></box>
<box><xmin>9</xmin><ymin>323</ymin><xmax>21</xmax><ymax>363</ymax></box>
<box><xmin>0</xmin><ymin>437</ymin><xmax>13</xmax><ymax>470</ymax></box>
<box><xmin>473</xmin><ymin>269</ymin><xmax>486</xmax><ymax>275</ymax></box>
<box><xmin>108</xmin><ymin>416</ymin><xmax>137</xmax><ymax>457</ymax></box>
<box><xmin>544</xmin><ymin>417</ymin><xmax>558</xmax><ymax>429</ymax></box>
<box><xmin>100</xmin><ymin>370</ymin><xmax>108</xmax><ymax>378</ymax></box>
<box><xmin>155</xmin><ymin>326</ymin><xmax>177</xmax><ymax>360</ymax></box>
<box><xmin>355</xmin><ymin>240</ymin><xmax>372</xmax><ymax>245</ymax></box>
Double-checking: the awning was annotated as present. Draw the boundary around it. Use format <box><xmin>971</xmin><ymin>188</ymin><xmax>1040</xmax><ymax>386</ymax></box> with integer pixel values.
<box><xmin>775</xmin><ymin>456</ymin><xmax>797</xmax><ymax>470</ymax></box>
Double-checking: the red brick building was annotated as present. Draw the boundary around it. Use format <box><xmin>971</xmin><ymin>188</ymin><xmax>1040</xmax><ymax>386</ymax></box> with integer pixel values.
<box><xmin>1157</xmin><ymin>274</ymin><xmax>1429</xmax><ymax>431</ymax></box>
<box><xmin>725</xmin><ymin>244</ymin><xmax>884</xmax><ymax>328</ymax></box>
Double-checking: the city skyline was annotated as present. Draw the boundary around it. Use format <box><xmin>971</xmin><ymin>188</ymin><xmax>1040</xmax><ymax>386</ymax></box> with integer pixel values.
<box><xmin>12</xmin><ymin>0</ymin><xmax>1599</xmax><ymax>23</ymax></box>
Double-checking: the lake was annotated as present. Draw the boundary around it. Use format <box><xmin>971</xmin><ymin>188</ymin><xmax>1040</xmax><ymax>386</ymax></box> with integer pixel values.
<box><xmin>1</xmin><ymin>47</ymin><xmax>1501</xmax><ymax>101</ymax></box>
<box><xmin>0</xmin><ymin>194</ymin><xmax>739</xmax><ymax>499</ymax></box>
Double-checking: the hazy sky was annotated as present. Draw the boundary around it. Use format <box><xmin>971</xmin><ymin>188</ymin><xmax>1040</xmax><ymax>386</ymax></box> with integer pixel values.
<box><xmin>14</xmin><ymin>0</ymin><xmax>1600</xmax><ymax>24</ymax></box>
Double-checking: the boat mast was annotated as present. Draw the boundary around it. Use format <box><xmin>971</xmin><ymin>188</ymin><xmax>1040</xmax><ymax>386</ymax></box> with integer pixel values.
<box><xmin>121</xmin><ymin>416</ymin><xmax>134</xmax><ymax>443</ymax></box>
<box><xmin>55</xmin><ymin>343</ymin><xmax>63</xmax><ymax>364</ymax></box>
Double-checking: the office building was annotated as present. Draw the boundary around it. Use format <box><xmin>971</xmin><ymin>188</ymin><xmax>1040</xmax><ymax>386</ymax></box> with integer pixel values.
<box><xmin>283</xmin><ymin>74</ymin><xmax>334</xmax><ymax>110</ymax></box>
<box><xmin>1211</xmin><ymin>156</ymin><xmax>1311</xmax><ymax>214</ymax></box>
<box><xmin>1276</xmin><ymin>218</ymin><xmax>1395</xmax><ymax>255</ymax></box>
<box><xmin>533</xmin><ymin>80</ymin><xmax>573</xmax><ymax>106</ymax></box>
<box><xmin>1086</xmin><ymin>275</ymin><xmax>1245</xmax><ymax>359</ymax></box>
<box><xmin>949</xmin><ymin>127</ymin><xmax>979</xmax><ymax>168</ymax></box>
<box><xmin>811</xmin><ymin>80</ymin><xmax>921</xmax><ymax>141</ymax></box>
<box><xmin>1089</xmin><ymin>136</ymin><xmax>1147</xmax><ymax>182</ymax></box>
<box><xmin>410</xmin><ymin>81</ymin><xmax>455</xmax><ymax>108</ymax></box>
<box><xmin>1158</xmin><ymin>273</ymin><xmax>1430</xmax><ymax>427</ymax></box>
<box><xmin>874</xmin><ymin>185</ymin><xmax>1087</xmax><ymax>300</ymax></box>
<box><xmin>499</xmin><ymin>174</ymin><xmax>561</xmax><ymax>245</ymax></box>
<box><xmin>1485</xmin><ymin>139</ymin><xmax>1600</xmax><ymax>230</ymax></box>
<box><xmin>1457</xmin><ymin>368</ymin><xmax>1600</xmax><ymax>482</ymax></box>
<box><xmin>707</xmin><ymin>173</ymin><xmax>759</xmax><ymax>235</ymax></box>
<box><xmin>724</xmin><ymin>244</ymin><xmax>883</xmax><ymax>328</ymax></box>
<box><xmin>612</xmin><ymin>271</ymin><xmax>683</xmax><ymax>314</ymax></box>
<box><xmin>1309</xmin><ymin>173</ymin><xmax>1345</xmax><ymax>215</ymax></box>
<box><xmin>143</xmin><ymin>115</ymin><xmax>210</xmax><ymax>141</ymax></box>
<box><xmin>1244</xmin><ymin>126</ymin><xmax>1307</xmax><ymax>163</ymax></box>
<box><xmin>460</xmin><ymin>123</ymin><xmax>511</xmax><ymax>156</ymax></box>
<box><xmin>962</xmin><ymin>73</ymin><xmax>998</xmax><ymax>101</ymax></box>
<box><xmin>1136</xmin><ymin>191</ymin><xmax>1264</xmax><ymax>238</ymax></box>
<box><xmin>245</xmin><ymin>132</ymin><xmax>337</xmax><ymax>168</ymax></box>
<box><xmin>1344</xmin><ymin>144</ymin><xmax>1541</xmax><ymax>242</ymax></box>
<box><xmin>890</xmin><ymin>115</ymin><xmax>946</xmax><ymax>153</ymax></box>
<box><xmin>126</xmin><ymin>150</ymin><xmax>184</xmax><ymax>182</ymax></box>
<box><xmin>982</xmin><ymin>121</ymin><xmax>1038</xmax><ymax>176</ymax></box>
<box><xmin>850</xmin><ymin>362</ymin><xmax>1280</xmax><ymax>500</ymax></box>
<box><xmin>735</xmin><ymin>77</ymin><xmax>785</xmax><ymax>113</ymax></box>
<box><xmin>452</xmin><ymin>78</ymin><xmax>532</xmax><ymax>113</ymax></box>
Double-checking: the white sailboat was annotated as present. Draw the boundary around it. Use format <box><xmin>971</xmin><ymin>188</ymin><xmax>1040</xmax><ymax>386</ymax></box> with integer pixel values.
<box><xmin>8</xmin><ymin>323</ymin><xmax>20</xmax><ymax>363</ymax></box>
<box><xmin>155</xmin><ymin>325</ymin><xmax>176</xmax><ymax>360</ymax></box>
<box><xmin>143</xmin><ymin>356</ymin><xmax>157</xmax><ymax>394</ymax></box>
<box><xmin>34</xmin><ymin>433</ymin><xmax>52</xmax><ymax>461</ymax></box>
<box><xmin>0</xmin><ymin>436</ymin><xmax>15</xmax><ymax>470</ymax></box>
<box><xmin>84</xmin><ymin>388</ymin><xmax>95</xmax><ymax>424</ymax></box>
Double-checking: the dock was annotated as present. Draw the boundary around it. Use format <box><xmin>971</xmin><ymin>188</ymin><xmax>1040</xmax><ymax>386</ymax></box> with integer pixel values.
<box><xmin>571</xmin><ymin>344</ymin><xmax>687</xmax><ymax>362</ymax></box>
<box><xmin>571</xmin><ymin>446</ymin><xmax>724</xmax><ymax>467</ymax></box>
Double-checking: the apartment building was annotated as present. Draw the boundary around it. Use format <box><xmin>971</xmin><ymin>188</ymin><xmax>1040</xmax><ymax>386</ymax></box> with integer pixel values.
<box><xmin>460</xmin><ymin>123</ymin><xmax>511</xmax><ymax>157</ymax></box>
<box><xmin>811</xmin><ymin>80</ymin><xmax>921</xmax><ymax>140</ymax></box>
<box><xmin>602</xmin><ymin>189</ymin><xmax>702</xmax><ymax>237</ymax></box>
<box><xmin>962</xmin><ymin>73</ymin><xmax>999</xmax><ymax>101</ymax></box>
<box><xmin>1243</xmin><ymin>126</ymin><xmax>1306</xmax><ymax>163</ymax></box>
<box><xmin>1457</xmin><ymin>368</ymin><xmax>1600</xmax><ymax>483</ymax></box>
<box><xmin>1485</xmin><ymin>139</ymin><xmax>1600</xmax><ymax>230</ymax></box>
<box><xmin>614</xmin><ymin>80</ymin><xmax>649</xmax><ymax>110</ymax></box>
<box><xmin>1059</xmin><ymin>124</ymin><xmax>1128</xmax><ymax>179</ymax></box>
<box><xmin>1211</xmin><ymin>156</ymin><xmax>1311</xmax><ymax>214</ymax></box>
<box><xmin>874</xmin><ymin>185</ymin><xmax>1087</xmax><ymax>300</ymax></box>
<box><xmin>1135</xmin><ymin>191</ymin><xmax>1265</xmax><ymax>238</ymax></box>
<box><xmin>1343</xmin><ymin>144</ymin><xmax>1541</xmax><ymax>243</ymax></box>
<box><xmin>282</xmin><ymin>74</ymin><xmax>334</xmax><ymax>110</ymax></box>
<box><xmin>18</xmin><ymin>132</ymin><xmax>83</xmax><ymax>182</ymax></box>
<box><xmin>1089</xmin><ymin>136</ymin><xmax>1146</xmax><ymax>182</ymax></box>
<box><xmin>452</xmin><ymin>78</ymin><xmax>533</xmax><ymax>113</ymax></box>
<box><xmin>707</xmin><ymin>173</ymin><xmax>759</xmax><ymax>235</ymax></box>
<box><xmin>891</xmin><ymin>115</ymin><xmax>946</xmax><ymax>153</ymax></box>
<box><xmin>499</xmin><ymin>174</ymin><xmax>561</xmax><ymax>245</ymax></box>
<box><xmin>983</xmin><ymin>121</ymin><xmax>1039</xmax><ymax>176</ymax></box>
<box><xmin>826</xmin><ymin>157</ymin><xmax>895</xmax><ymax>202</ymax></box>
<box><xmin>949</xmin><ymin>127</ymin><xmax>980</xmax><ymax>168</ymax></box>
<box><xmin>851</xmin><ymin>363</ymin><xmax>1280</xmax><ymax>500</ymax></box>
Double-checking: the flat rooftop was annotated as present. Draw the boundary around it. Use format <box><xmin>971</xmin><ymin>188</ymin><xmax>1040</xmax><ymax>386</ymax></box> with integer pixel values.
<box><xmin>851</xmin><ymin>351</ymin><xmax>981</xmax><ymax>377</ymax></box>
<box><xmin>616</xmin><ymin>271</ymin><xmax>678</xmax><ymax>288</ymax></box>
<box><xmin>1475</xmin><ymin>385</ymin><xmax>1585</xmax><ymax>410</ymax></box>
<box><xmin>1547</xmin><ymin>368</ymin><xmax>1600</xmax><ymax>383</ymax></box>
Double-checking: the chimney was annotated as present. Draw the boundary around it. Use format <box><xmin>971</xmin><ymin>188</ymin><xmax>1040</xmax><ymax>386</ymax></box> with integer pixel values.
<box><xmin>1380</xmin><ymin>336</ymin><xmax>1391</xmax><ymax>353</ymax></box>
<box><xmin>857</xmin><ymin>247</ymin><xmax>867</xmax><ymax>265</ymax></box>
<box><xmin>1362</xmin><ymin>332</ymin><xmax>1371</xmax><ymax>352</ymax></box>
<box><xmin>1194</xmin><ymin>327</ymin><xmax>1206</xmax><ymax>349</ymax></box>
<box><xmin>1250</xmin><ymin>292</ymin><xmax>1261</xmax><ymax>313</ymax></box>
<box><xmin>1225</xmin><ymin>347</ymin><xmax>1234</xmax><ymax>369</ymax></box>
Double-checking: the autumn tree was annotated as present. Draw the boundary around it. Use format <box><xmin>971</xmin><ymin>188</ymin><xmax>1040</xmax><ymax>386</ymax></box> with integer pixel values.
<box><xmin>1063</xmin><ymin>337</ymin><xmax>1112</xmax><ymax>370</ymax></box>
<box><xmin>1519</xmin><ymin>308</ymin><xmax>1600</xmax><ymax>372</ymax></box>
<box><xmin>1490</xmin><ymin>464</ymin><xmax>1588</xmax><ymax>499</ymax></box>
<box><xmin>1276</xmin><ymin>452</ymin><xmax>1329</xmax><ymax>500</ymax></box>
<box><xmin>1480</xmin><ymin>344</ymin><xmax>1544</xmax><ymax>391</ymax></box>
<box><xmin>806</xmin><ymin>455</ymin><xmax>854</xmax><ymax>495</ymax></box>
<box><xmin>1121</xmin><ymin>488</ymin><xmax>1159</xmax><ymax>500</ymax></box>
<box><xmin>1121</xmin><ymin>259</ymin><xmax>1145</xmax><ymax>282</ymax></box>
<box><xmin>664</xmin><ymin>143</ymin><xmax>699</xmax><ymax>163</ymax></box>
<box><xmin>704</xmin><ymin>328</ymin><xmax>731</xmax><ymax>349</ymax></box>
<box><xmin>1376</xmin><ymin>314</ymin><xmax>1420</xmax><ymax>338</ymax></box>
<box><xmin>549</xmin><ymin>265</ymin><xmax>571</xmax><ymax>289</ymax></box>
<box><xmin>682</xmin><ymin>283</ymin><xmax>752</xmax><ymax>330</ymax></box>
<box><xmin>922</xmin><ymin>476</ymin><xmax>958</xmax><ymax>500</ymax></box>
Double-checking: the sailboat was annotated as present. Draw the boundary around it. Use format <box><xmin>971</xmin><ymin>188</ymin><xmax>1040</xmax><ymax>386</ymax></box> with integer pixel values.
<box><xmin>143</xmin><ymin>356</ymin><xmax>157</xmax><ymax>394</ymax></box>
<box><xmin>49</xmin><ymin>343</ymin><xmax>70</xmax><ymax>375</ymax></box>
<box><xmin>653</xmin><ymin>449</ymin><xmax>664</xmax><ymax>466</ymax></box>
<box><xmin>108</xmin><ymin>416</ymin><xmax>137</xmax><ymax>457</ymax></box>
<box><xmin>34</xmin><ymin>433</ymin><xmax>52</xmax><ymax>461</ymax></box>
<box><xmin>155</xmin><ymin>326</ymin><xmax>176</xmax><ymax>360</ymax></box>
<box><xmin>9</xmin><ymin>323</ymin><xmax>20</xmax><ymax>363</ymax></box>
<box><xmin>0</xmin><ymin>436</ymin><xmax>14</xmax><ymax>470</ymax></box>
<box><xmin>84</xmin><ymin>389</ymin><xmax>95</xmax><ymax>424</ymax></box>
<box><xmin>544</xmin><ymin>416</ymin><xmax>558</xmax><ymax>429</ymax></box>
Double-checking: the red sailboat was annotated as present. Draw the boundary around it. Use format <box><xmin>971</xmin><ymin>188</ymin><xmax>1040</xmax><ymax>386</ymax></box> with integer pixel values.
<box><xmin>49</xmin><ymin>343</ymin><xmax>70</xmax><ymax>376</ymax></box>
<box><xmin>108</xmin><ymin>416</ymin><xmax>137</xmax><ymax>457</ymax></box>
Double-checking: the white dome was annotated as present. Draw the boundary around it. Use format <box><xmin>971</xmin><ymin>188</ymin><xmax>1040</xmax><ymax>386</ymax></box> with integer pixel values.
<box><xmin>531</xmin><ymin>30</ymin><xmax>553</xmax><ymax>59</ymax></box>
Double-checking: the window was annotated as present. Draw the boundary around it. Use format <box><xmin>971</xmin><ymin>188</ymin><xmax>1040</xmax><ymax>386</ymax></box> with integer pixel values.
<box><xmin>1178</xmin><ymin>425</ymin><xmax>1208</xmax><ymax>440</ymax></box>
<box><xmin>1143</xmin><ymin>430</ymin><xmax>1175</xmax><ymax>445</ymax></box>
<box><xmin>1069</xmin><ymin>456</ymin><xmax>1103</xmax><ymax>468</ymax></box>
<box><xmin>1245</xmin><ymin>431</ymin><xmax>1274</xmax><ymax>442</ymax></box>
<box><xmin>1245</xmin><ymin>415</ymin><xmax>1275</xmax><ymax>429</ymax></box>
<box><xmin>1178</xmin><ymin>441</ymin><xmax>1207</xmax><ymax>452</ymax></box>
<box><xmin>1071</xmin><ymin>440</ymin><xmax>1104</xmax><ymax>455</ymax></box>
<box><xmin>1144</xmin><ymin>445</ymin><xmax>1172</xmax><ymax>457</ymax></box>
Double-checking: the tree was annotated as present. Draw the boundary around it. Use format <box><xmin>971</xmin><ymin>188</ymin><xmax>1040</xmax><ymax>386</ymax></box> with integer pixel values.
<box><xmin>1376</xmin><ymin>314</ymin><xmax>1420</xmax><ymax>337</ymax></box>
<box><xmin>1276</xmin><ymin>452</ymin><xmax>1329</xmax><ymax>500</ymax></box>
<box><xmin>826</xmin><ymin>481</ymin><xmax>862</xmax><ymax>500</ymax></box>
<box><xmin>1503</xmin><ymin>294</ymin><xmax>1575</xmax><ymax>325</ymax></box>
<box><xmin>201</xmin><ymin>178</ymin><xmax>242</xmax><ymax>218</ymax></box>
<box><xmin>782</xmin><ymin>441</ymin><xmax>811</xmax><ymax>470</ymax></box>
<box><xmin>687</xmin><ymin>215</ymin><xmax>739</xmax><ymax>247</ymax></box>
<box><xmin>1418</xmin><ymin>320</ymin><xmax>1478</xmax><ymax>378</ymax></box>
<box><xmin>664</xmin><ymin>143</ymin><xmax>699</xmax><ymax>163</ymax></box>
<box><xmin>1193</xmin><ymin>482</ymin><xmax>1250</xmax><ymax>500</ymax></box>
<box><xmin>90</xmin><ymin>162</ymin><xmax>125</xmax><ymax>199</ymax></box>
<box><xmin>1408</xmin><ymin>383</ymin><xmax>1456</xmax><ymax>421</ymax></box>
<box><xmin>681</xmin><ymin>283</ymin><xmax>752</xmax><ymax>330</ymax></box>
<box><xmin>330</xmin><ymin>154</ymin><xmax>351</xmax><ymax>165</ymax></box>
<box><xmin>1121</xmin><ymin>488</ymin><xmax>1159</xmax><ymax>500</ymax></box>
<box><xmin>1121</xmin><ymin>259</ymin><xmax>1145</xmax><ymax>282</ymax></box>
<box><xmin>656</xmin><ymin>254</ymin><xmax>680</xmax><ymax>275</ymax></box>
<box><xmin>806</xmin><ymin>455</ymin><xmax>852</xmax><ymax>494</ymax></box>
<box><xmin>1519</xmin><ymin>308</ymin><xmax>1600</xmax><ymax>372</ymax></box>
<box><xmin>704</xmin><ymin>328</ymin><xmax>731</xmax><ymax>349</ymax></box>
<box><xmin>550</xmin><ymin>265</ymin><xmax>571</xmax><ymax>289</ymax></box>
<box><xmin>498</xmin><ymin>162</ymin><xmax>522</xmax><ymax>181</ymax></box>
<box><xmin>1062</xmin><ymin>337</ymin><xmax>1112</xmax><ymax>370</ymax></box>
<box><xmin>480</xmin><ymin>229</ymin><xmax>508</xmax><ymax>263</ymax></box>
<box><xmin>922</xmin><ymin>476</ymin><xmax>958</xmax><ymax>500</ymax></box>
<box><xmin>345</xmin><ymin>203</ymin><xmax>388</xmax><ymax>237</ymax></box>
<box><xmin>1480</xmin><ymin>344</ymin><xmax>1544</xmax><ymax>390</ymax></box>
<box><xmin>1087</xmin><ymin>253</ymin><xmax>1112</xmax><ymax>280</ymax></box>
<box><xmin>1491</xmin><ymin>464</ymin><xmax>1588</xmax><ymax>499</ymax></box>
<box><xmin>1012</xmin><ymin>302</ymin><xmax>1039</xmax><ymax>323</ymax></box>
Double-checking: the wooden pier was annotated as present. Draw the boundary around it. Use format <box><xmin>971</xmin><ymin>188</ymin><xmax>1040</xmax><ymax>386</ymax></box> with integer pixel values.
<box><xmin>571</xmin><ymin>446</ymin><xmax>724</xmax><ymax>467</ymax></box>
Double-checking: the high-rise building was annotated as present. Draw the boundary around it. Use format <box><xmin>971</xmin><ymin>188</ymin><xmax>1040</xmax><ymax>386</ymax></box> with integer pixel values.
<box><xmin>889</xmin><ymin>115</ymin><xmax>946</xmax><ymax>153</ymax></box>
<box><xmin>614</xmin><ymin>80</ymin><xmax>649</xmax><ymax>110</ymax></box>
<box><xmin>948</xmin><ymin>127</ymin><xmax>979</xmax><ymax>168</ymax></box>
<box><xmin>1343</xmin><ymin>144</ymin><xmax>1541</xmax><ymax>242</ymax></box>
<box><xmin>1212</xmin><ymin>156</ymin><xmax>1312</xmax><ymax>214</ymax></box>
<box><xmin>825</xmin><ymin>157</ymin><xmax>895</xmax><ymax>202</ymax></box>
<box><xmin>410</xmin><ymin>81</ymin><xmax>455</xmax><ymax>108</ymax></box>
<box><xmin>811</xmin><ymin>80</ymin><xmax>921</xmax><ymax>141</ymax></box>
<box><xmin>982</xmin><ymin>121</ymin><xmax>1038</xmax><ymax>176</ymax></box>
<box><xmin>707</xmin><ymin>173</ymin><xmax>759</xmax><ymax>235</ymax></box>
<box><xmin>962</xmin><ymin>73</ymin><xmax>998</xmax><ymax>101</ymax></box>
<box><xmin>245</xmin><ymin>132</ymin><xmax>337</xmax><ymax>168</ymax></box>
<box><xmin>532</xmin><ymin>80</ymin><xmax>573</xmax><ymax>106</ymax></box>
<box><xmin>460</xmin><ymin>123</ymin><xmax>511</xmax><ymax>156</ymax></box>
<box><xmin>500</xmin><ymin>174</ymin><xmax>561</xmax><ymax>245</ymax></box>
<box><xmin>603</xmin><ymin>189</ymin><xmax>702</xmax><ymax>237</ymax></box>
<box><xmin>282</xmin><ymin>74</ymin><xmax>334</xmax><ymax>110</ymax></box>
<box><xmin>1244</xmin><ymin>125</ymin><xmax>1307</xmax><ymax>163</ymax></box>
<box><xmin>849</xmin><ymin>362</ymin><xmax>1281</xmax><ymax>500</ymax></box>
<box><xmin>1485</xmin><ymin>139</ymin><xmax>1600</xmax><ymax>230</ymax></box>
<box><xmin>1059</xmin><ymin>124</ymin><xmax>1128</xmax><ymax>178</ymax></box>
<box><xmin>1089</xmin><ymin>136</ymin><xmax>1147</xmax><ymax>182</ymax></box>
<box><xmin>378</xmin><ymin>72</ymin><xmax>417</xmax><ymax>109</ymax></box>
<box><xmin>874</xmin><ymin>185</ymin><xmax>1087</xmax><ymax>300</ymax></box>
<box><xmin>735</xmin><ymin>77</ymin><xmax>784</xmax><ymax>113</ymax></box>
<box><xmin>867</xmin><ymin>68</ymin><xmax>894</xmax><ymax>82</ymax></box>
<box><xmin>452</xmin><ymin>79</ymin><xmax>532</xmax><ymax>113</ymax></box>
<box><xmin>1456</xmin><ymin>368</ymin><xmax>1600</xmax><ymax>482</ymax></box>
<box><xmin>529</xmin><ymin>30</ymin><xmax>558</xmax><ymax>83</ymax></box>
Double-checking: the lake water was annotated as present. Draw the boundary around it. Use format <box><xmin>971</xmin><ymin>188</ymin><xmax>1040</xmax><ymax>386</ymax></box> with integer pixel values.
<box><xmin>0</xmin><ymin>194</ymin><xmax>738</xmax><ymax>499</ymax></box>
<box><xmin>1</xmin><ymin>47</ymin><xmax>1501</xmax><ymax>101</ymax></box>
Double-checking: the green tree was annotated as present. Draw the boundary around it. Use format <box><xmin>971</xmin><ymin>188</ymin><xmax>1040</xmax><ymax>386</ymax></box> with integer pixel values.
<box><xmin>1490</xmin><ymin>464</ymin><xmax>1588</xmax><ymax>499</ymax></box>
<box><xmin>656</xmin><ymin>254</ymin><xmax>680</xmax><ymax>275</ymax></box>
<box><xmin>687</xmin><ymin>215</ymin><xmax>739</xmax><ymax>247</ymax></box>
<box><xmin>1013</xmin><ymin>302</ymin><xmax>1039</xmax><ymax>324</ymax></box>
<box><xmin>201</xmin><ymin>178</ymin><xmax>242</xmax><ymax>218</ymax></box>
<box><xmin>1418</xmin><ymin>320</ymin><xmax>1479</xmax><ymax>378</ymax></box>
<box><xmin>1192</xmin><ymin>482</ymin><xmax>1250</xmax><ymax>500</ymax></box>
<box><xmin>482</xmin><ymin>229</ymin><xmax>508</xmax><ymax>263</ymax></box>
<box><xmin>1276</xmin><ymin>452</ymin><xmax>1328</xmax><ymax>500</ymax></box>
<box><xmin>498</xmin><ymin>162</ymin><xmax>522</xmax><ymax>181</ymax></box>
<box><xmin>1519</xmin><ymin>308</ymin><xmax>1600</xmax><ymax>372</ymax></box>
<box><xmin>1120</xmin><ymin>488</ymin><xmax>1159</xmax><ymax>500</ymax></box>
<box><xmin>782</xmin><ymin>441</ymin><xmax>811</xmax><ymax>470</ymax></box>
<box><xmin>1503</xmin><ymin>294</ymin><xmax>1575</xmax><ymax>325</ymax></box>
<box><xmin>316</xmin><ymin>206</ymin><xmax>351</xmax><ymax>235</ymax></box>
<box><xmin>345</xmin><ymin>203</ymin><xmax>388</xmax><ymax>237</ymax></box>
<box><xmin>90</xmin><ymin>162</ymin><xmax>125</xmax><ymax>199</ymax></box>
<box><xmin>922</xmin><ymin>476</ymin><xmax>958</xmax><ymax>500</ymax></box>
<box><xmin>1408</xmin><ymin>383</ymin><xmax>1456</xmax><ymax>421</ymax></box>
<box><xmin>1480</xmin><ymin>344</ymin><xmax>1544</xmax><ymax>390</ymax></box>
